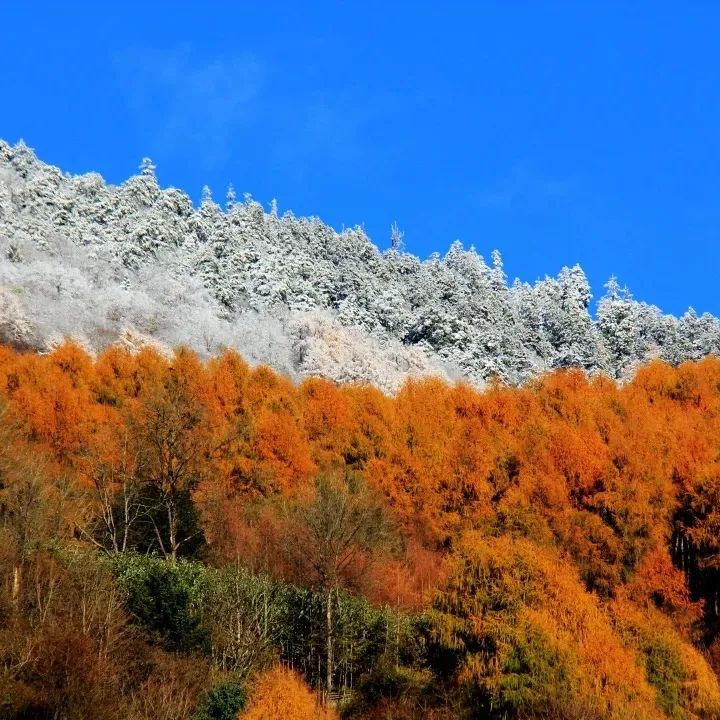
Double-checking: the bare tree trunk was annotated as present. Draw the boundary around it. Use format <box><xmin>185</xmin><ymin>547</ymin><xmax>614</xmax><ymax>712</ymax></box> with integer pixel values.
<box><xmin>326</xmin><ymin>586</ymin><xmax>334</xmax><ymax>699</ymax></box>
<box><xmin>167</xmin><ymin>499</ymin><xmax>177</xmax><ymax>563</ymax></box>
<box><xmin>12</xmin><ymin>564</ymin><xmax>21</xmax><ymax>607</ymax></box>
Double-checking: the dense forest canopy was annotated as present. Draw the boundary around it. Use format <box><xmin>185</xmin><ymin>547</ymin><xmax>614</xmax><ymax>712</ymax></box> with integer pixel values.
<box><xmin>2</xmin><ymin>140</ymin><xmax>720</xmax><ymax>391</ymax></box>
<box><xmin>3</xmin><ymin>341</ymin><xmax>720</xmax><ymax>718</ymax></box>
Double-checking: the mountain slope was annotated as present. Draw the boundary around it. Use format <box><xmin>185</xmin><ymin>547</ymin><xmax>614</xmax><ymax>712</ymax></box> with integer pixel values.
<box><xmin>1</xmin><ymin>139</ymin><xmax>717</xmax><ymax>388</ymax></box>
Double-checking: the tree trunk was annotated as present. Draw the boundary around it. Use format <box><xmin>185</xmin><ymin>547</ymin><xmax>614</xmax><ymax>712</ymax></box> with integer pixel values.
<box><xmin>11</xmin><ymin>564</ymin><xmax>21</xmax><ymax>607</ymax></box>
<box><xmin>326</xmin><ymin>586</ymin><xmax>334</xmax><ymax>698</ymax></box>
<box><xmin>168</xmin><ymin>499</ymin><xmax>177</xmax><ymax>563</ymax></box>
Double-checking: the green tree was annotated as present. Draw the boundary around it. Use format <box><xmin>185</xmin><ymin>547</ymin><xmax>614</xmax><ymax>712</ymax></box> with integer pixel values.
<box><xmin>289</xmin><ymin>472</ymin><xmax>390</xmax><ymax>698</ymax></box>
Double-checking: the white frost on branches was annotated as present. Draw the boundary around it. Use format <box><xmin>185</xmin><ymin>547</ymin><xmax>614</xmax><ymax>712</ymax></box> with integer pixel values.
<box><xmin>0</xmin><ymin>287</ymin><xmax>33</xmax><ymax>347</ymax></box>
<box><xmin>289</xmin><ymin>311</ymin><xmax>452</xmax><ymax>394</ymax></box>
<box><xmin>1</xmin><ymin>139</ymin><xmax>718</xmax><ymax>387</ymax></box>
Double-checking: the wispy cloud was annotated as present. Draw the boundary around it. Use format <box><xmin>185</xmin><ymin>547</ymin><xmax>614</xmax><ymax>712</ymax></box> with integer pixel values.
<box><xmin>117</xmin><ymin>48</ymin><xmax>266</xmax><ymax>167</ymax></box>
<box><xmin>476</xmin><ymin>166</ymin><xmax>577</xmax><ymax>210</ymax></box>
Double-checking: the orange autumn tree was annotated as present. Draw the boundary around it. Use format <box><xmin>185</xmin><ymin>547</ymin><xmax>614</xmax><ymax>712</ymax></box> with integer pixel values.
<box><xmin>241</xmin><ymin>665</ymin><xmax>337</xmax><ymax>720</ymax></box>
<box><xmin>8</xmin><ymin>342</ymin><xmax>720</xmax><ymax>716</ymax></box>
<box><xmin>427</xmin><ymin>532</ymin><xmax>720</xmax><ymax>720</ymax></box>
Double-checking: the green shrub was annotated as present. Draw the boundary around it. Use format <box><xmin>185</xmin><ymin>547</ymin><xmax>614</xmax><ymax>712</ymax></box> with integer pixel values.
<box><xmin>113</xmin><ymin>553</ymin><xmax>207</xmax><ymax>652</ymax></box>
<box><xmin>192</xmin><ymin>680</ymin><xmax>248</xmax><ymax>720</ymax></box>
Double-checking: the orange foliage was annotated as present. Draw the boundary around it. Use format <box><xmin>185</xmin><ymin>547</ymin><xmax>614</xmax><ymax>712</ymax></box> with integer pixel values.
<box><xmin>241</xmin><ymin>665</ymin><xmax>337</xmax><ymax>720</ymax></box>
<box><xmin>431</xmin><ymin>533</ymin><xmax>667</xmax><ymax>719</ymax></box>
<box><xmin>6</xmin><ymin>343</ymin><xmax>720</xmax><ymax>634</ymax></box>
<box><xmin>12</xmin><ymin>342</ymin><xmax>720</xmax><ymax>718</ymax></box>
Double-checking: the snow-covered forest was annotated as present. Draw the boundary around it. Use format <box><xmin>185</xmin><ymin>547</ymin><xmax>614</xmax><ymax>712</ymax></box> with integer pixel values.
<box><xmin>0</xmin><ymin>139</ymin><xmax>717</xmax><ymax>390</ymax></box>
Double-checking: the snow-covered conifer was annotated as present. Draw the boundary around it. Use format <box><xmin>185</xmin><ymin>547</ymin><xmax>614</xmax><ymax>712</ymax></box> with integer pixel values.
<box><xmin>0</xmin><ymin>140</ymin><xmax>717</xmax><ymax>388</ymax></box>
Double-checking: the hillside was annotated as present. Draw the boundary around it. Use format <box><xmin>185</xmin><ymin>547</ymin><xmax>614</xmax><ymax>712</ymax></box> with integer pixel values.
<box><xmin>2</xmin><ymin>140</ymin><xmax>719</xmax><ymax>390</ymax></box>
<box><xmin>2</xmin><ymin>342</ymin><xmax>720</xmax><ymax>718</ymax></box>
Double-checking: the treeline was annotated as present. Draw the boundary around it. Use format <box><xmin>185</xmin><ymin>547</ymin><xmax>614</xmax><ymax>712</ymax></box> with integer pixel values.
<box><xmin>5</xmin><ymin>140</ymin><xmax>720</xmax><ymax>389</ymax></box>
<box><xmin>3</xmin><ymin>343</ymin><xmax>720</xmax><ymax>717</ymax></box>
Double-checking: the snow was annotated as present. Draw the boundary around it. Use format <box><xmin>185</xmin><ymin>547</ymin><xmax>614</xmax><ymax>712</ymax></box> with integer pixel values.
<box><xmin>0</xmin><ymin>139</ymin><xmax>717</xmax><ymax>387</ymax></box>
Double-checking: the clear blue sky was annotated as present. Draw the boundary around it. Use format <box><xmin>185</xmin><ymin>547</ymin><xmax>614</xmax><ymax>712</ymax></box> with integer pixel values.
<box><xmin>2</xmin><ymin>1</ymin><xmax>719</xmax><ymax>316</ymax></box>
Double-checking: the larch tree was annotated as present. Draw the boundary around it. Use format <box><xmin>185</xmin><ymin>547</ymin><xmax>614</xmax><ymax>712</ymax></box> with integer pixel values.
<box><xmin>131</xmin><ymin>362</ymin><xmax>212</xmax><ymax>562</ymax></box>
<box><xmin>241</xmin><ymin>665</ymin><xmax>337</xmax><ymax>720</ymax></box>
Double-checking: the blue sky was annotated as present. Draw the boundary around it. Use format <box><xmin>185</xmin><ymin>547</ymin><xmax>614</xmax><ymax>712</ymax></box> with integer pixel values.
<box><xmin>2</xmin><ymin>2</ymin><xmax>719</xmax><ymax>316</ymax></box>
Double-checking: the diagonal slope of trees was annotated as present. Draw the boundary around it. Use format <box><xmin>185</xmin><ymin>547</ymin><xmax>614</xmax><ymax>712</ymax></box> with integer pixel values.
<box><xmin>2</xmin><ymin>140</ymin><xmax>720</xmax><ymax>390</ymax></box>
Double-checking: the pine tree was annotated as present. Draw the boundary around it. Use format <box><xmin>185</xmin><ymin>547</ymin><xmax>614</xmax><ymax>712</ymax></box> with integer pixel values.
<box><xmin>139</xmin><ymin>157</ymin><xmax>156</xmax><ymax>177</ymax></box>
